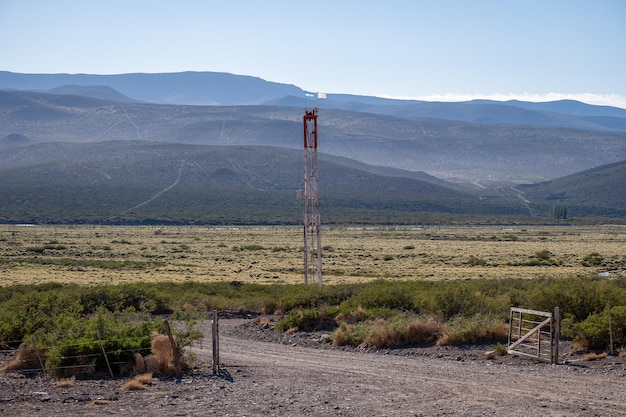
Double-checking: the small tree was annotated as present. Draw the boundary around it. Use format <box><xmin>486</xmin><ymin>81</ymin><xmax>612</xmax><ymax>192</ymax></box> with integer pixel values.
<box><xmin>552</xmin><ymin>205</ymin><xmax>568</xmax><ymax>220</ymax></box>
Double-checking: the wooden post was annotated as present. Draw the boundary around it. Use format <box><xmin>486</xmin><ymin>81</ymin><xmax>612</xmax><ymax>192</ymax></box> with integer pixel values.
<box><xmin>553</xmin><ymin>307</ymin><xmax>560</xmax><ymax>364</ymax></box>
<box><xmin>32</xmin><ymin>338</ymin><xmax>46</xmax><ymax>374</ymax></box>
<box><xmin>212</xmin><ymin>310</ymin><xmax>220</xmax><ymax>375</ymax></box>
<box><xmin>100</xmin><ymin>341</ymin><xmax>114</xmax><ymax>378</ymax></box>
<box><xmin>163</xmin><ymin>319</ymin><xmax>181</xmax><ymax>375</ymax></box>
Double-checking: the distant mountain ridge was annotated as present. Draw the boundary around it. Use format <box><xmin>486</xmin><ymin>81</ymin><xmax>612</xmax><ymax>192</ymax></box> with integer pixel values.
<box><xmin>1</xmin><ymin>73</ymin><xmax>625</xmax><ymax>222</ymax></box>
<box><xmin>266</xmin><ymin>96</ymin><xmax>626</xmax><ymax>131</ymax></box>
<box><xmin>1</xmin><ymin>70</ymin><xmax>625</xmax><ymax>131</ymax></box>
<box><xmin>2</xmin><ymin>89</ymin><xmax>626</xmax><ymax>183</ymax></box>
<box><xmin>0</xmin><ymin>71</ymin><xmax>302</xmax><ymax>105</ymax></box>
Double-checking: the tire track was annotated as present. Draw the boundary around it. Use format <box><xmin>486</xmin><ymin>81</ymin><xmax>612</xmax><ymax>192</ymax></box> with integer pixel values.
<box><xmin>121</xmin><ymin>160</ymin><xmax>185</xmax><ymax>213</ymax></box>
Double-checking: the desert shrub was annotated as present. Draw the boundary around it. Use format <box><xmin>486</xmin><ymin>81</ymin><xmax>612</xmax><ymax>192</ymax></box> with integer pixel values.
<box><xmin>581</xmin><ymin>252</ymin><xmax>604</xmax><ymax>267</ymax></box>
<box><xmin>29</xmin><ymin>308</ymin><xmax>162</xmax><ymax>376</ymax></box>
<box><xmin>335</xmin><ymin>306</ymin><xmax>371</xmax><ymax>324</ymax></box>
<box><xmin>430</xmin><ymin>283</ymin><xmax>481</xmax><ymax>320</ymax></box>
<box><xmin>332</xmin><ymin>315</ymin><xmax>442</xmax><ymax>348</ymax></box>
<box><xmin>573</xmin><ymin>305</ymin><xmax>626</xmax><ymax>350</ymax></box>
<box><xmin>466</xmin><ymin>256</ymin><xmax>487</xmax><ymax>266</ymax></box>
<box><xmin>437</xmin><ymin>315</ymin><xmax>508</xmax><ymax>346</ymax></box>
<box><xmin>2</xmin><ymin>340</ymin><xmax>41</xmax><ymax>371</ymax></box>
<box><xmin>349</xmin><ymin>281</ymin><xmax>414</xmax><ymax>310</ymax></box>
<box><xmin>366</xmin><ymin>316</ymin><xmax>442</xmax><ymax>348</ymax></box>
<box><xmin>527</xmin><ymin>276</ymin><xmax>622</xmax><ymax>322</ymax></box>
<box><xmin>524</xmin><ymin>250</ymin><xmax>560</xmax><ymax>266</ymax></box>
<box><xmin>275</xmin><ymin>307</ymin><xmax>339</xmax><ymax>332</ymax></box>
<box><xmin>493</xmin><ymin>342</ymin><xmax>508</xmax><ymax>355</ymax></box>
<box><xmin>0</xmin><ymin>283</ymin><xmax>202</xmax><ymax>377</ymax></box>
<box><xmin>0</xmin><ymin>287</ymin><xmax>83</xmax><ymax>343</ymax></box>
<box><xmin>332</xmin><ymin>322</ymin><xmax>371</xmax><ymax>347</ymax></box>
<box><xmin>78</xmin><ymin>284</ymin><xmax>170</xmax><ymax>315</ymax></box>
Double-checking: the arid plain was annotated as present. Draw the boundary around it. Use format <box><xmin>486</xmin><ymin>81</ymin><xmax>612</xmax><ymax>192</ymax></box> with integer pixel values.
<box><xmin>1</xmin><ymin>224</ymin><xmax>624</xmax><ymax>286</ymax></box>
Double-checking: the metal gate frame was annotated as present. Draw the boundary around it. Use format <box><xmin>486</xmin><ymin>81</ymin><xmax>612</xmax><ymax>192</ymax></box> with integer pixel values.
<box><xmin>507</xmin><ymin>307</ymin><xmax>560</xmax><ymax>364</ymax></box>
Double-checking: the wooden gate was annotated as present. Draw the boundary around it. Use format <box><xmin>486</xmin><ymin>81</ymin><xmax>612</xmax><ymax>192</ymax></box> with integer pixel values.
<box><xmin>507</xmin><ymin>307</ymin><xmax>560</xmax><ymax>364</ymax></box>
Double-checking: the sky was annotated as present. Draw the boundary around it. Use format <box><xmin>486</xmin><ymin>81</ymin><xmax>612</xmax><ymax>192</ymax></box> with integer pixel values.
<box><xmin>1</xmin><ymin>0</ymin><xmax>625</xmax><ymax>107</ymax></box>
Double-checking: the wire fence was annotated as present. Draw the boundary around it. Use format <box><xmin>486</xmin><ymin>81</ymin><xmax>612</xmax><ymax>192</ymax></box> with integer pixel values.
<box><xmin>1</xmin><ymin>315</ymin><xmax>221</xmax><ymax>378</ymax></box>
<box><xmin>1</xmin><ymin>336</ymin><xmax>155</xmax><ymax>377</ymax></box>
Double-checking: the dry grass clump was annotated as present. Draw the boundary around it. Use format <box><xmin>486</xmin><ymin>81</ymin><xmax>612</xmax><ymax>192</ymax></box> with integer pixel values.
<box><xmin>336</xmin><ymin>306</ymin><xmax>369</xmax><ymax>324</ymax></box>
<box><xmin>437</xmin><ymin>317</ymin><xmax>509</xmax><ymax>346</ymax></box>
<box><xmin>127</xmin><ymin>333</ymin><xmax>179</xmax><ymax>377</ymax></box>
<box><xmin>404</xmin><ymin>318</ymin><xmax>444</xmax><ymax>345</ymax></box>
<box><xmin>122</xmin><ymin>372</ymin><xmax>153</xmax><ymax>390</ymax></box>
<box><xmin>122</xmin><ymin>379</ymin><xmax>148</xmax><ymax>391</ymax></box>
<box><xmin>583</xmin><ymin>352</ymin><xmax>608</xmax><ymax>361</ymax></box>
<box><xmin>366</xmin><ymin>317</ymin><xmax>442</xmax><ymax>348</ymax></box>
<box><xmin>1</xmin><ymin>342</ymin><xmax>40</xmax><ymax>371</ymax></box>
<box><xmin>144</xmin><ymin>333</ymin><xmax>178</xmax><ymax>376</ymax></box>
<box><xmin>333</xmin><ymin>317</ymin><xmax>443</xmax><ymax>348</ymax></box>
<box><xmin>56</xmin><ymin>375</ymin><xmax>76</xmax><ymax>387</ymax></box>
<box><xmin>133</xmin><ymin>372</ymin><xmax>154</xmax><ymax>384</ymax></box>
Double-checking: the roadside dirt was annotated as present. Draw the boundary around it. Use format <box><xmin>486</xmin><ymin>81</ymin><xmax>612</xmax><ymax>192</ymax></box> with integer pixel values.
<box><xmin>1</xmin><ymin>317</ymin><xmax>625</xmax><ymax>416</ymax></box>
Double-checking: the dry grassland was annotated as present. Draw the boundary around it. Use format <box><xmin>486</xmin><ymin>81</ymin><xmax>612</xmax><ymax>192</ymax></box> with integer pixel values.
<box><xmin>0</xmin><ymin>224</ymin><xmax>625</xmax><ymax>286</ymax></box>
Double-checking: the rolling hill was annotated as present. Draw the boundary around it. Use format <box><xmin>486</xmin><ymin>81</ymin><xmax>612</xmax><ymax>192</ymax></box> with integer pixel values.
<box><xmin>0</xmin><ymin>141</ymin><xmax>529</xmax><ymax>224</ymax></box>
<box><xmin>1</xmin><ymin>73</ymin><xmax>625</xmax><ymax>223</ymax></box>
<box><xmin>2</xmin><ymin>90</ymin><xmax>626</xmax><ymax>183</ymax></box>
<box><xmin>518</xmin><ymin>159</ymin><xmax>626</xmax><ymax>217</ymax></box>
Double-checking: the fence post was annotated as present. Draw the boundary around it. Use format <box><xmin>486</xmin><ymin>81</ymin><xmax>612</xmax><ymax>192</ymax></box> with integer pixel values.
<box><xmin>212</xmin><ymin>310</ymin><xmax>220</xmax><ymax>375</ymax></box>
<box><xmin>99</xmin><ymin>340</ymin><xmax>114</xmax><ymax>378</ymax></box>
<box><xmin>553</xmin><ymin>307</ymin><xmax>560</xmax><ymax>364</ymax></box>
<box><xmin>32</xmin><ymin>338</ymin><xmax>46</xmax><ymax>375</ymax></box>
<box><xmin>163</xmin><ymin>319</ymin><xmax>181</xmax><ymax>375</ymax></box>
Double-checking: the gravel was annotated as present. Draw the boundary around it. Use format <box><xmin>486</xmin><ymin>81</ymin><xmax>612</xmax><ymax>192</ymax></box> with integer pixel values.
<box><xmin>2</xmin><ymin>316</ymin><xmax>625</xmax><ymax>416</ymax></box>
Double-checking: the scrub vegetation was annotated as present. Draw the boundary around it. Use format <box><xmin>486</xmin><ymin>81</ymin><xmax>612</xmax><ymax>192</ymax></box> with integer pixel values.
<box><xmin>1</xmin><ymin>224</ymin><xmax>625</xmax><ymax>375</ymax></box>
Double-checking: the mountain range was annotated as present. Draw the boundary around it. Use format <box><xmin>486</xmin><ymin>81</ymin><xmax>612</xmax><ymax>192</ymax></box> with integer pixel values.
<box><xmin>1</xmin><ymin>70</ymin><xmax>625</xmax><ymax>223</ymax></box>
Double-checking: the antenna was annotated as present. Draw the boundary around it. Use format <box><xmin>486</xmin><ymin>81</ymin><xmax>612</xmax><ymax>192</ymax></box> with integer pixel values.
<box><xmin>302</xmin><ymin>106</ymin><xmax>322</xmax><ymax>286</ymax></box>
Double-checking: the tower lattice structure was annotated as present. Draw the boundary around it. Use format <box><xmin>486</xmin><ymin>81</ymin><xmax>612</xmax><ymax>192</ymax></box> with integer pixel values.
<box><xmin>302</xmin><ymin>107</ymin><xmax>322</xmax><ymax>286</ymax></box>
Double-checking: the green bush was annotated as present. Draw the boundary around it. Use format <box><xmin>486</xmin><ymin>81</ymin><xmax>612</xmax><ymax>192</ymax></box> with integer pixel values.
<box><xmin>430</xmin><ymin>283</ymin><xmax>481</xmax><ymax>320</ymax></box>
<box><xmin>573</xmin><ymin>305</ymin><xmax>626</xmax><ymax>350</ymax></box>
<box><xmin>437</xmin><ymin>315</ymin><xmax>508</xmax><ymax>345</ymax></box>
<box><xmin>275</xmin><ymin>307</ymin><xmax>339</xmax><ymax>332</ymax></box>
<box><xmin>2</xmin><ymin>276</ymin><xmax>626</xmax><ymax>365</ymax></box>
<box><xmin>349</xmin><ymin>281</ymin><xmax>414</xmax><ymax>310</ymax></box>
<box><xmin>581</xmin><ymin>252</ymin><xmax>604</xmax><ymax>266</ymax></box>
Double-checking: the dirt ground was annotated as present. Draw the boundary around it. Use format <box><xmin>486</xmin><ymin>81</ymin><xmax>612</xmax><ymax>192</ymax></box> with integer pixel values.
<box><xmin>1</xmin><ymin>317</ymin><xmax>625</xmax><ymax>417</ymax></box>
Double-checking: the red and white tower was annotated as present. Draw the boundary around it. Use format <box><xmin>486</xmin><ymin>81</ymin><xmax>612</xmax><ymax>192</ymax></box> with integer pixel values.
<box><xmin>302</xmin><ymin>107</ymin><xmax>322</xmax><ymax>286</ymax></box>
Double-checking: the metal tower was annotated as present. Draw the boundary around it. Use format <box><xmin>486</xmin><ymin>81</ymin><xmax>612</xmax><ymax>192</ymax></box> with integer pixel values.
<box><xmin>302</xmin><ymin>107</ymin><xmax>322</xmax><ymax>286</ymax></box>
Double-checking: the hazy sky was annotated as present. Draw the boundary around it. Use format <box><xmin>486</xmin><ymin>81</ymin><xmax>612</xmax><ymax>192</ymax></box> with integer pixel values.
<box><xmin>1</xmin><ymin>0</ymin><xmax>625</xmax><ymax>107</ymax></box>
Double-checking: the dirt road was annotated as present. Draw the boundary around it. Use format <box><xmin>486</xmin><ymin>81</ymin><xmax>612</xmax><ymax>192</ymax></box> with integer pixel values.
<box><xmin>207</xmin><ymin>329</ymin><xmax>626</xmax><ymax>416</ymax></box>
<box><xmin>2</xmin><ymin>319</ymin><xmax>625</xmax><ymax>416</ymax></box>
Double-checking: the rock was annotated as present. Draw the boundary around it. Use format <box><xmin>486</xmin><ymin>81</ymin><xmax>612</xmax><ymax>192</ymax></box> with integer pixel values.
<box><xmin>484</xmin><ymin>350</ymin><xmax>498</xmax><ymax>359</ymax></box>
